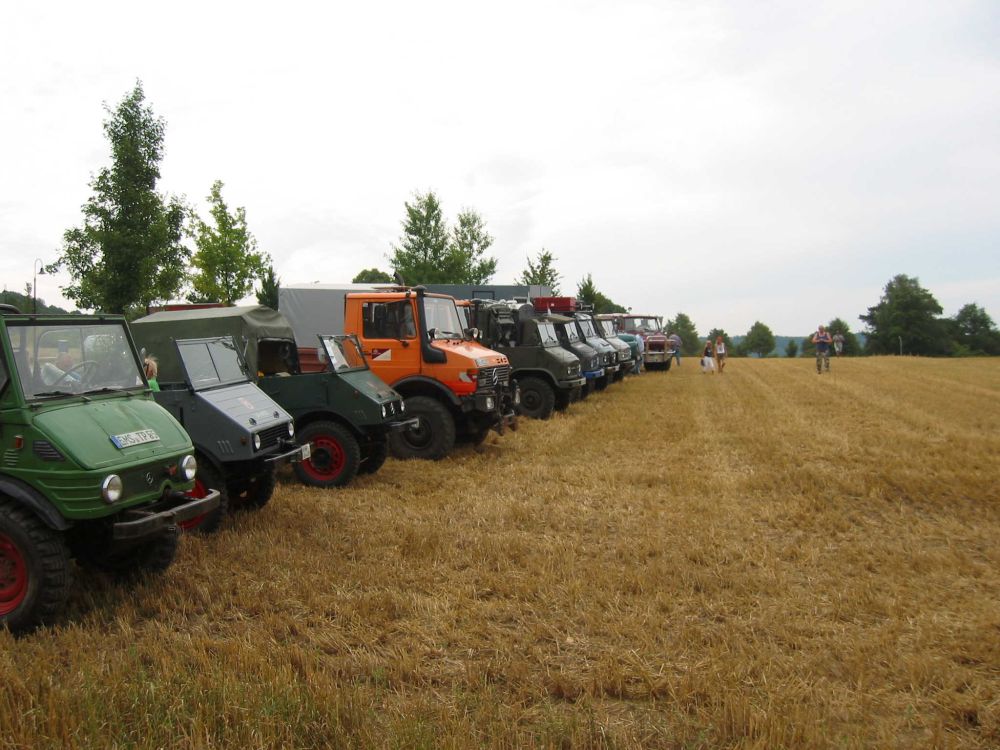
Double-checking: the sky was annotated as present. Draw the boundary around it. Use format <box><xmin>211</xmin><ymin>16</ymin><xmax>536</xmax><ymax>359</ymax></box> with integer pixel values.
<box><xmin>2</xmin><ymin>0</ymin><xmax>998</xmax><ymax>336</ymax></box>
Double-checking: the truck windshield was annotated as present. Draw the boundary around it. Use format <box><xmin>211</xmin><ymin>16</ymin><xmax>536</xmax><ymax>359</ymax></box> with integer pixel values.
<box><xmin>177</xmin><ymin>337</ymin><xmax>249</xmax><ymax>390</ymax></box>
<box><xmin>577</xmin><ymin>319</ymin><xmax>598</xmax><ymax>338</ymax></box>
<box><xmin>536</xmin><ymin>322</ymin><xmax>559</xmax><ymax>345</ymax></box>
<box><xmin>598</xmin><ymin>320</ymin><xmax>616</xmax><ymax>337</ymax></box>
<box><xmin>561</xmin><ymin>324</ymin><xmax>580</xmax><ymax>343</ymax></box>
<box><xmin>6</xmin><ymin>320</ymin><xmax>145</xmax><ymax>400</ymax></box>
<box><xmin>626</xmin><ymin>317</ymin><xmax>661</xmax><ymax>333</ymax></box>
<box><xmin>423</xmin><ymin>296</ymin><xmax>465</xmax><ymax>340</ymax></box>
<box><xmin>319</xmin><ymin>335</ymin><xmax>368</xmax><ymax>372</ymax></box>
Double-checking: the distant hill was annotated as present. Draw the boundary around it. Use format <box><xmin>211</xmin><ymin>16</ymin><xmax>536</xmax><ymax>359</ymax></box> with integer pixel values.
<box><xmin>0</xmin><ymin>289</ymin><xmax>72</xmax><ymax>314</ymax></box>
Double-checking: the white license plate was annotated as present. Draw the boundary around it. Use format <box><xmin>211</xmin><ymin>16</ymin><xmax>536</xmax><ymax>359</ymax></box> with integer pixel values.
<box><xmin>110</xmin><ymin>429</ymin><xmax>160</xmax><ymax>449</ymax></box>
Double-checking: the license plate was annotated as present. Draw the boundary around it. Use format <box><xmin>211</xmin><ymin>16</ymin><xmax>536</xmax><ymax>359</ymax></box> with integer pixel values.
<box><xmin>110</xmin><ymin>429</ymin><xmax>161</xmax><ymax>449</ymax></box>
<box><xmin>300</xmin><ymin>443</ymin><xmax>312</xmax><ymax>460</ymax></box>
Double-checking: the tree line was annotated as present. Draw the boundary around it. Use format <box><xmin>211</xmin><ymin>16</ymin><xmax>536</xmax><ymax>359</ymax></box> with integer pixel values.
<box><xmin>37</xmin><ymin>84</ymin><xmax>999</xmax><ymax>356</ymax></box>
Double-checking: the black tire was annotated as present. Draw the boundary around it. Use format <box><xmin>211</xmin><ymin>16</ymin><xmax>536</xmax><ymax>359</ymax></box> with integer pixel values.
<box><xmin>294</xmin><ymin>421</ymin><xmax>361</xmax><ymax>488</ymax></box>
<box><xmin>388</xmin><ymin>396</ymin><xmax>455</xmax><ymax>460</ymax></box>
<box><xmin>516</xmin><ymin>376</ymin><xmax>556</xmax><ymax>420</ymax></box>
<box><xmin>579</xmin><ymin>380</ymin><xmax>591</xmax><ymax>399</ymax></box>
<box><xmin>231</xmin><ymin>468</ymin><xmax>276</xmax><ymax>510</ymax></box>
<box><xmin>181</xmin><ymin>457</ymin><xmax>229</xmax><ymax>534</ymax></box>
<box><xmin>81</xmin><ymin>525</ymin><xmax>180</xmax><ymax>577</ymax></box>
<box><xmin>358</xmin><ymin>439</ymin><xmax>389</xmax><ymax>475</ymax></box>
<box><xmin>0</xmin><ymin>500</ymin><xmax>72</xmax><ymax>633</ymax></box>
<box><xmin>595</xmin><ymin>374</ymin><xmax>609</xmax><ymax>391</ymax></box>
<box><xmin>664</xmin><ymin>358</ymin><xmax>673</xmax><ymax>372</ymax></box>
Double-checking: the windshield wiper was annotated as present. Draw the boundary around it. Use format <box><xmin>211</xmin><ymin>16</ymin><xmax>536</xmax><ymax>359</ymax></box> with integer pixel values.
<box><xmin>82</xmin><ymin>386</ymin><xmax>125</xmax><ymax>395</ymax></box>
<box><xmin>31</xmin><ymin>390</ymin><xmax>77</xmax><ymax>398</ymax></box>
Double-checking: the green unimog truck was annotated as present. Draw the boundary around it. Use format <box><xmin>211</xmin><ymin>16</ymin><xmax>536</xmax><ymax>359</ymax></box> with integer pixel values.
<box><xmin>464</xmin><ymin>299</ymin><xmax>585</xmax><ymax>419</ymax></box>
<box><xmin>0</xmin><ymin>305</ymin><xmax>219</xmax><ymax>632</ymax></box>
<box><xmin>131</xmin><ymin>306</ymin><xmax>417</xmax><ymax>489</ymax></box>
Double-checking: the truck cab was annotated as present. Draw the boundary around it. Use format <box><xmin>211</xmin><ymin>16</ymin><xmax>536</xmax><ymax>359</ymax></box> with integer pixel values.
<box><xmin>592</xmin><ymin>316</ymin><xmax>635</xmax><ymax>379</ymax></box>
<box><xmin>539</xmin><ymin>313</ymin><xmax>603</xmax><ymax>398</ymax></box>
<box><xmin>0</xmin><ymin>305</ymin><xmax>219</xmax><ymax>632</ymax></box>
<box><xmin>620</xmin><ymin>315</ymin><xmax>674</xmax><ymax>370</ymax></box>
<box><xmin>131</xmin><ymin>306</ymin><xmax>414</xmax><ymax>488</ymax></box>
<box><xmin>465</xmin><ymin>299</ymin><xmax>585</xmax><ymax>419</ymax></box>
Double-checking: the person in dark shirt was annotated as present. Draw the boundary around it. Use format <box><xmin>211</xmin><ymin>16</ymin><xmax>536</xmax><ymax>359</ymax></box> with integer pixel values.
<box><xmin>812</xmin><ymin>325</ymin><xmax>832</xmax><ymax>374</ymax></box>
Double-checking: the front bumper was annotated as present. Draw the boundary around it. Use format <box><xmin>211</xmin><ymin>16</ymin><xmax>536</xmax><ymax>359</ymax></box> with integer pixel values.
<box><xmin>386</xmin><ymin>417</ymin><xmax>421</xmax><ymax>432</ymax></box>
<box><xmin>558</xmin><ymin>375</ymin><xmax>587</xmax><ymax>390</ymax></box>
<box><xmin>113</xmin><ymin>489</ymin><xmax>221</xmax><ymax>541</ymax></box>
<box><xmin>265</xmin><ymin>441</ymin><xmax>312</xmax><ymax>466</ymax></box>
<box><xmin>604</xmin><ymin>364</ymin><xmax>621</xmax><ymax>375</ymax></box>
<box><xmin>645</xmin><ymin>351</ymin><xmax>668</xmax><ymax>363</ymax></box>
<box><xmin>583</xmin><ymin>369</ymin><xmax>603</xmax><ymax>380</ymax></box>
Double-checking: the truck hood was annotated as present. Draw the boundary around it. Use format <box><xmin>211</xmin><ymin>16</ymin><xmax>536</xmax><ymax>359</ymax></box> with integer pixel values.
<box><xmin>432</xmin><ymin>339</ymin><xmax>508</xmax><ymax>367</ymax></box>
<box><xmin>340</xmin><ymin>368</ymin><xmax>402</xmax><ymax>402</ymax></box>
<box><xmin>33</xmin><ymin>396</ymin><xmax>192</xmax><ymax>471</ymax></box>
<box><xmin>197</xmin><ymin>382</ymin><xmax>292</xmax><ymax>429</ymax></box>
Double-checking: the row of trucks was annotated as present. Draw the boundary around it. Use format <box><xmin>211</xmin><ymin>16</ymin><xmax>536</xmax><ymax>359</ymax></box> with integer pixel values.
<box><xmin>0</xmin><ymin>288</ymin><xmax>669</xmax><ymax>632</ymax></box>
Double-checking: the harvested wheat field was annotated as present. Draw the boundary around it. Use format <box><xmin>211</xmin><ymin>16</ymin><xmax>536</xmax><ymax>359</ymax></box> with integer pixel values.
<box><xmin>2</xmin><ymin>357</ymin><xmax>1000</xmax><ymax>749</ymax></box>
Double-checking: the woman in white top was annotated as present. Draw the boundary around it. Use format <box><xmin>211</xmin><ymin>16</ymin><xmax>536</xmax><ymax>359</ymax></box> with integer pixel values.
<box><xmin>714</xmin><ymin>336</ymin><xmax>727</xmax><ymax>374</ymax></box>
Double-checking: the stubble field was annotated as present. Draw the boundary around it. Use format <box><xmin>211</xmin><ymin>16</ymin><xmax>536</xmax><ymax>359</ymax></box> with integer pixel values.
<box><xmin>2</xmin><ymin>356</ymin><xmax>999</xmax><ymax>749</ymax></box>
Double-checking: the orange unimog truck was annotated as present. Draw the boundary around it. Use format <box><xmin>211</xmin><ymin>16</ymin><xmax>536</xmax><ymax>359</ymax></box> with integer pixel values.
<box><xmin>280</xmin><ymin>284</ymin><xmax>518</xmax><ymax>460</ymax></box>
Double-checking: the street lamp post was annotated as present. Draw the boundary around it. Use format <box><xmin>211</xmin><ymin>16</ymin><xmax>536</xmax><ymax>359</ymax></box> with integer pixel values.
<box><xmin>33</xmin><ymin>258</ymin><xmax>44</xmax><ymax>314</ymax></box>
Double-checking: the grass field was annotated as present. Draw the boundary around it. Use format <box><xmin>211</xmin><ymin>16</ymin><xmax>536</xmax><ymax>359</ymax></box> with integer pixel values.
<box><xmin>2</xmin><ymin>356</ymin><xmax>999</xmax><ymax>749</ymax></box>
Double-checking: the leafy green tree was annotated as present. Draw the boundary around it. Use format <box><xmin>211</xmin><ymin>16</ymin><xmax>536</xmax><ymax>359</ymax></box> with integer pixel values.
<box><xmin>256</xmin><ymin>264</ymin><xmax>280</xmax><ymax>309</ymax></box>
<box><xmin>663</xmin><ymin>312</ymin><xmax>700</xmax><ymax>355</ymax></box>
<box><xmin>188</xmin><ymin>180</ymin><xmax>268</xmax><ymax>305</ymax></box>
<box><xmin>0</xmin><ymin>288</ymin><xmax>69</xmax><ymax>314</ymax></box>
<box><xmin>785</xmin><ymin>339</ymin><xmax>799</xmax><ymax>358</ymax></box>
<box><xmin>515</xmin><ymin>249</ymin><xmax>561</xmax><ymax>294</ymax></box>
<box><xmin>451</xmin><ymin>209</ymin><xmax>497</xmax><ymax>284</ymax></box>
<box><xmin>859</xmin><ymin>274</ymin><xmax>949</xmax><ymax>355</ymax></box>
<box><xmin>46</xmin><ymin>82</ymin><xmax>188</xmax><ymax>314</ymax></box>
<box><xmin>744</xmin><ymin>321</ymin><xmax>776</xmax><ymax>357</ymax></box>
<box><xmin>388</xmin><ymin>191</ymin><xmax>497</xmax><ymax>284</ymax></box>
<box><xmin>353</xmin><ymin>268</ymin><xmax>394</xmax><ymax>284</ymax></box>
<box><xmin>389</xmin><ymin>191</ymin><xmax>453</xmax><ymax>284</ymax></box>
<box><xmin>827</xmin><ymin>317</ymin><xmax>861</xmax><ymax>356</ymax></box>
<box><xmin>576</xmin><ymin>274</ymin><xmax>628</xmax><ymax>314</ymax></box>
<box><xmin>950</xmin><ymin>303</ymin><xmax>1000</xmax><ymax>355</ymax></box>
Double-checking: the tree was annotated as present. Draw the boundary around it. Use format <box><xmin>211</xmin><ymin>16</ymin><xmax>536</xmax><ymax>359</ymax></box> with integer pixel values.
<box><xmin>46</xmin><ymin>82</ymin><xmax>189</xmax><ymax>315</ymax></box>
<box><xmin>859</xmin><ymin>274</ymin><xmax>949</xmax><ymax>355</ymax></box>
<box><xmin>353</xmin><ymin>268</ymin><xmax>394</xmax><ymax>284</ymax></box>
<box><xmin>744</xmin><ymin>321</ymin><xmax>776</xmax><ymax>357</ymax></box>
<box><xmin>950</xmin><ymin>303</ymin><xmax>1000</xmax><ymax>355</ymax></box>
<box><xmin>388</xmin><ymin>191</ymin><xmax>498</xmax><ymax>284</ymax></box>
<box><xmin>256</xmin><ymin>264</ymin><xmax>280</xmax><ymax>309</ymax></box>
<box><xmin>785</xmin><ymin>339</ymin><xmax>799</xmax><ymax>358</ymax></box>
<box><xmin>576</xmin><ymin>274</ymin><xmax>628</xmax><ymax>314</ymax></box>
<box><xmin>515</xmin><ymin>250</ymin><xmax>561</xmax><ymax>294</ymax></box>
<box><xmin>663</xmin><ymin>312</ymin><xmax>700</xmax><ymax>355</ymax></box>
<box><xmin>451</xmin><ymin>209</ymin><xmax>497</xmax><ymax>284</ymax></box>
<box><xmin>188</xmin><ymin>181</ymin><xmax>268</xmax><ymax>305</ymax></box>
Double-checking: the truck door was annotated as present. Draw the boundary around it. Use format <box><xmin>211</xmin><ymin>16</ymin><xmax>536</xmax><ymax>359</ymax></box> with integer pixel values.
<box><xmin>356</xmin><ymin>298</ymin><xmax>421</xmax><ymax>387</ymax></box>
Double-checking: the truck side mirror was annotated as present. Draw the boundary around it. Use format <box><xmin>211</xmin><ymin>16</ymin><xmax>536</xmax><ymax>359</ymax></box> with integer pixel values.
<box><xmin>465</xmin><ymin>327</ymin><xmax>479</xmax><ymax>341</ymax></box>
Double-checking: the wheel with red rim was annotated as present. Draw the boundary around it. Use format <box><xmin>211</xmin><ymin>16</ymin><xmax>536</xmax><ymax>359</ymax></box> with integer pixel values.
<box><xmin>293</xmin><ymin>421</ymin><xmax>360</xmax><ymax>488</ymax></box>
<box><xmin>0</xmin><ymin>500</ymin><xmax>71</xmax><ymax>633</ymax></box>
<box><xmin>181</xmin><ymin>458</ymin><xmax>228</xmax><ymax>533</ymax></box>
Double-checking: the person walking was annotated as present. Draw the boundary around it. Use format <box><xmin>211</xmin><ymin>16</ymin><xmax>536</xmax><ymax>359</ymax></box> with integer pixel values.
<box><xmin>832</xmin><ymin>332</ymin><xmax>845</xmax><ymax>356</ymax></box>
<box><xmin>714</xmin><ymin>335</ymin><xmax>727</xmax><ymax>374</ymax></box>
<box><xmin>812</xmin><ymin>325</ymin><xmax>833</xmax><ymax>374</ymax></box>
<box><xmin>668</xmin><ymin>332</ymin><xmax>682</xmax><ymax>367</ymax></box>
<box><xmin>633</xmin><ymin>333</ymin><xmax>645</xmax><ymax>374</ymax></box>
<box><xmin>701</xmin><ymin>340</ymin><xmax>715</xmax><ymax>374</ymax></box>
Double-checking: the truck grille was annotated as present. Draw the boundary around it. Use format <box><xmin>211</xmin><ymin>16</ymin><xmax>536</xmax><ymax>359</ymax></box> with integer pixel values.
<box><xmin>255</xmin><ymin>423</ymin><xmax>289</xmax><ymax>452</ymax></box>
<box><xmin>476</xmin><ymin>365</ymin><xmax>511</xmax><ymax>392</ymax></box>
<box><xmin>647</xmin><ymin>339</ymin><xmax>666</xmax><ymax>352</ymax></box>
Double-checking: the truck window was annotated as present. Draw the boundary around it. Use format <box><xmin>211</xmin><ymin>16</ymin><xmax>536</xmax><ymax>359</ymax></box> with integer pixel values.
<box><xmin>362</xmin><ymin>300</ymin><xmax>416</xmax><ymax>340</ymax></box>
<box><xmin>0</xmin><ymin>350</ymin><xmax>7</xmax><ymax>395</ymax></box>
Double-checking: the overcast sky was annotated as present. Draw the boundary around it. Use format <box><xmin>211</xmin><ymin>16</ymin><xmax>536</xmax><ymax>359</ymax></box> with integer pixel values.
<box><xmin>2</xmin><ymin>0</ymin><xmax>997</xmax><ymax>336</ymax></box>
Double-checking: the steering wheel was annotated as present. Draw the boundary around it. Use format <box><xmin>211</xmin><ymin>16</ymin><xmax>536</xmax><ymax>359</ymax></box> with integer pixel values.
<box><xmin>53</xmin><ymin>360</ymin><xmax>99</xmax><ymax>386</ymax></box>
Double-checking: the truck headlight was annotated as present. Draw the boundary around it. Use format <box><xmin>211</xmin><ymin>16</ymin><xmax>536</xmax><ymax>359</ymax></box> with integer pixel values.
<box><xmin>253</xmin><ymin>433</ymin><xmax>262</xmax><ymax>450</ymax></box>
<box><xmin>381</xmin><ymin>403</ymin><xmax>388</xmax><ymax>418</ymax></box>
<box><xmin>181</xmin><ymin>454</ymin><xmax>197</xmax><ymax>481</ymax></box>
<box><xmin>101</xmin><ymin>474</ymin><xmax>123</xmax><ymax>504</ymax></box>
<box><xmin>287</xmin><ymin>421</ymin><xmax>295</xmax><ymax>438</ymax></box>
<box><xmin>399</xmin><ymin>400</ymin><xmax>406</xmax><ymax>413</ymax></box>
<box><xmin>485</xmin><ymin>397</ymin><xmax>495</xmax><ymax>410</ymax></box>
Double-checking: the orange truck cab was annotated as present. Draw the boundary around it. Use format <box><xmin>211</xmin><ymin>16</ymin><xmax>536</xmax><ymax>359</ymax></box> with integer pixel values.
<box><xmin>280</xmin><ymin>284</ymin><xmax>518</xmax><ymax>460</ymax></box>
